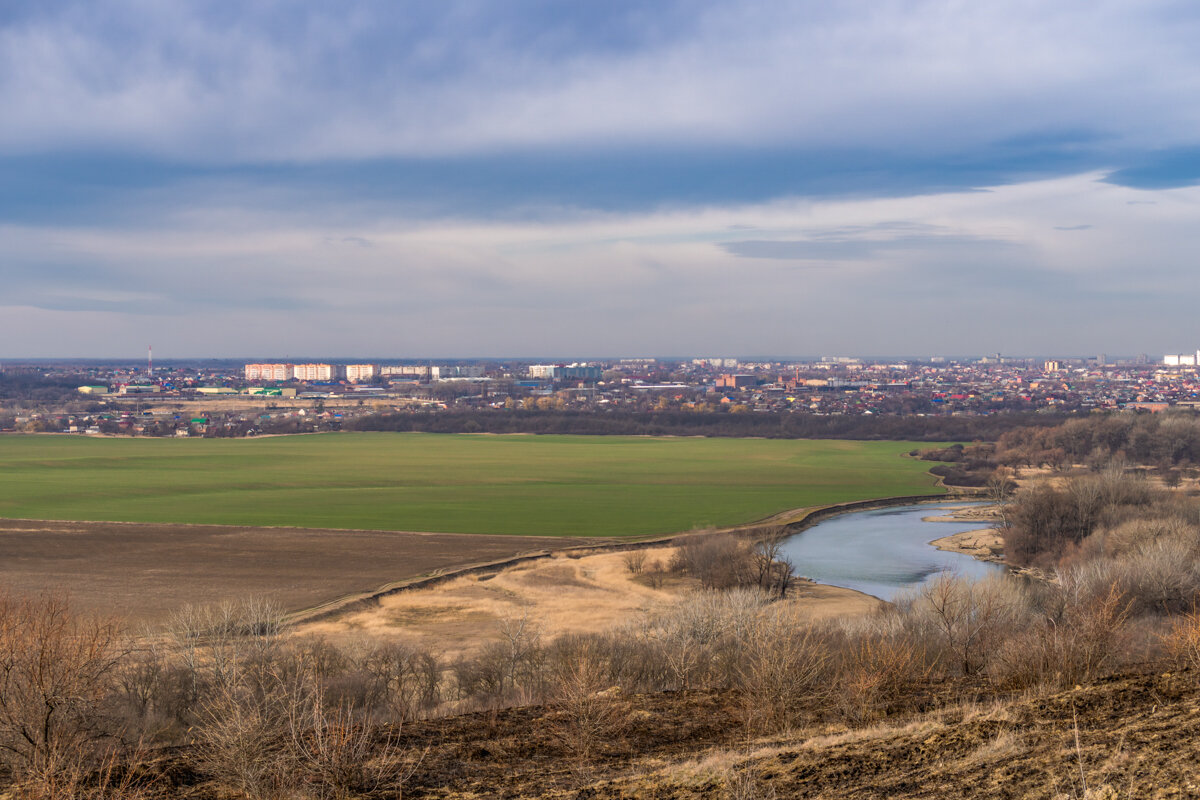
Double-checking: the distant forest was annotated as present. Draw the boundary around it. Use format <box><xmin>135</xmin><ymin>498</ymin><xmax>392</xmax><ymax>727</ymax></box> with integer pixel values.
<box><xmin>996</xmin><ymin>412</ymin><xmax>1200</xmax><ymax>468</ymax></box>
<box><xmin>348</xmin><ymin>409</ymin><xmax>1076</xmax><ymax>441</ymax></box>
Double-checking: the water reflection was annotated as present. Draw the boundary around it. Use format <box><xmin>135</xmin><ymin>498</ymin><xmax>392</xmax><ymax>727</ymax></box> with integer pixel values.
<box><xmin>779</xmin><ymin>502</ymin><xmax>1002</xmax><ymax>602</ymax></box>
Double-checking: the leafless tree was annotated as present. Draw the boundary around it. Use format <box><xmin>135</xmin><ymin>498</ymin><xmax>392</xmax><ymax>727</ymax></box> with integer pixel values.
<box><xmin>548</xmin><ymin>644</ymin><xmax>627</xmax><ymax>765</ymax></box>
<box><xmin>0</xmin><ymin>591</ymin><xmax>128</xmax><ymax>794</ymax></box>
<box><xmin>622</xmin><ymin>550</ymin><xmax>648</xmax><ymax>576</ymax></box>
<box><xmin>749</xmin><ymin>527</ymin><xmax>797</xmax><ymax>599</ymax></box>
<box><xmin>986</xmin><ymin>468</ymin><xmax>1017</xmax><ymax>529</ymax></box>
<box><xmin>911</xmin><ymin>573</ymin><xmax>1023</xmax><ymax>676</ymax></box>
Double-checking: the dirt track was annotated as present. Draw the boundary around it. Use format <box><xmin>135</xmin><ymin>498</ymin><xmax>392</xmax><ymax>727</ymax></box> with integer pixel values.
<box><xmin>0</xmin><ymin>518</ymin><xmax>601</xmax><ymax>623</ymax></box>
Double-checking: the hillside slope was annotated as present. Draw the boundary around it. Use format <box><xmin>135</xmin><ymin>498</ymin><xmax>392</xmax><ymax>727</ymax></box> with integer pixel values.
<box><xmin>392</xmin><ymin>670</ymin><xmax>1198</xmax><ymax>799</ymax></box>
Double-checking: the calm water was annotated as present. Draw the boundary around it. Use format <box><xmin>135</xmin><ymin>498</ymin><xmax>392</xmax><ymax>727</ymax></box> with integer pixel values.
<box><xmin>779</xmin><ymin>502</ymin><xmax>1002</xmax><ymax>602</ymax></box>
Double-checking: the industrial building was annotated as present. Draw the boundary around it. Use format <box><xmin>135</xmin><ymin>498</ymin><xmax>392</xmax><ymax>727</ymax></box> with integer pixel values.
<box><xmin>380</xmin><ymin>365</ymin><xmax>430</xmax><ymax>378</ymax></box>
<box><xmin>717</xmin><ymin>374</ymin><xmax>757</xmax><ymax>389</ymax></box>
<box><xmin>528</xmin><ymin>363</ymin><xmax>601</xmax><ymax>381</ymax></box>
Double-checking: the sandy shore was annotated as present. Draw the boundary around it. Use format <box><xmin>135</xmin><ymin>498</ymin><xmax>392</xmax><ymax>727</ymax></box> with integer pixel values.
<box><xmin>296</xmin><ymin>545</ymin><xmax>881</xmax><ymax>659</ymax></box>
<box><xmin>916</xmin><ymin>502</ymin><xmax>1008</xmax><ymax>564</ymax></box>
<box><xmin>929</xmin><ymin>528</ymin><xmax>1006</xmax><ymax>563</ymax></box>
<box><xmin>922</xmin><ymin>503</ymin><xmax>1002</xmax><ymax>524</ymax></box>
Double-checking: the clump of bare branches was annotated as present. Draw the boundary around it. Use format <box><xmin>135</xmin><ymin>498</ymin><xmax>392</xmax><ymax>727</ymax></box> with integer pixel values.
<box><xmin>0</xmin><ymin>591</ymin><xmax>131</xmax><ymax>798</ymax></box>
<box><xmin>548</xmin><ymin>643</ymin><xmax>627</xmax><ymax>765</ymax></box>
<box><xmin>623</xmin><ymin>550</ymin><xmax>648</xmax><ymax>575</ymax></box>
<box><xmin>736</xmin><ymin>608</ymin><xmax>830</xmax><ymax>733</ymax></box>
<box><xmin>670</xmin><ymin>528</ymin><xmax>794</xmax><ymax>597</ymax></box>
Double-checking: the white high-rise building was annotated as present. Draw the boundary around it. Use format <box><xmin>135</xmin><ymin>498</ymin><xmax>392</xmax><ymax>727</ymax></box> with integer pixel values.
<box><xmin>244</xmin><ymin>363</ymin><xmax>294</xmax><ymax>381</ymax></box>
<box><xmin>292</xmin><ymin>363</ymin><xmax>337</xmax><ymax>381</ymax></box>
<box><xmin>1163</xmin><ymin>352</ymin><xmax>1200</xmax><ymax>367</ymax></box>
<box><xmin>344</xmin><ymin>364</ymin><xmax>377</xmax><ymax>382</ymax></box>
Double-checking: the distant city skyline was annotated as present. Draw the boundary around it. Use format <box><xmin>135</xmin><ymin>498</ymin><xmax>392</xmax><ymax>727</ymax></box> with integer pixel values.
<box><xmin>3</xmin><ymin>2</ymin><xmax>1200</xmax><ymax>358</ymax></box>
<box><xmin>0</xmin><ymin>352</ymin><xmax>1167</xmax><ymax>365</ymax></box>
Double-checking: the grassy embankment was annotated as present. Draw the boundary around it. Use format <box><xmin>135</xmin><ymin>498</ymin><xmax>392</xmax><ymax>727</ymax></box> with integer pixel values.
<box><xmin>0</xmin><ymin>432</ymin><xmax>944</xmax><ymax>536</ymax></box>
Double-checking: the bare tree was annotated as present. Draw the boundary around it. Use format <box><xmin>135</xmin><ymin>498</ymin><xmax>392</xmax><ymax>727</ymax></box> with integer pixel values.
<box><xmin>495</xmin><ymin>609</ymin><xmax>543</xmax><ymax>700</ymax></box>
<box><xmin>748</xmin><ymin>527</ymin><xmax>796</xmax><ymax>599</ymax></box>
<box><xmin>0</xmin><ymin>592</ymin><xmax>127</xmax><ymax>796</ymax></box>
<box><xmin>986</xmin><ymin>468</ymin><xmax>1017</xmax><ymax>530</ymax></box>
<box><xmin>287</xmin><ymin>678</ymin><xmax>419</xmax><ymax>800</ymax></box>
<box><xmin>912</xmin><ymin>573</ymin><xmax>1022</xmax><ymax>676</ymax></box>
<box><xmin>549</xmin><ymin>644</ymin><xmax>626</xmax><ymax>766</ymax></box>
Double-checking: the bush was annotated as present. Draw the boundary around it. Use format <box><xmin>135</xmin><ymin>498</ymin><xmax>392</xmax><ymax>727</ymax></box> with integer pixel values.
<box><xmin>736</xmin><ymin>610</ymin><xmax>831</xmax><ymax>733</ymax></box>
<box><xmin>670</xmin><ymin>533</ymin><xmax>749</xmax><ymax>590</ymax></box>
<box><xmin>0</xmin><ymin>592</ymin><xmax>126</xmax><ymax>796</ymax></box>
<box><xmin>989</xmin><ymin>582</ymin><xmax>1131</xmax><ymax>690</ymax></box>
<box><xmin>547</xmin><ymin>643</ymin><xmax>628</xmax><ymax>764</ymax></box>
<box><xmin>1163</xmin><ymin>607</ymin><xmax>1200</xmax><ymax>674</ymax></box>
<box><xmin>900</xmin><ymin>573</ymin><xmax>1026</xmax><ymax>676</ymax></box>
<box><xmin>830</xmin><ymin>615</ymin><xmax>930</xmax><ymax>722</ymax></box>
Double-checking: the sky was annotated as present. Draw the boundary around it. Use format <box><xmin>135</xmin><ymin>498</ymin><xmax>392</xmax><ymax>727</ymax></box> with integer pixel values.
<box><xmin>3</xmin><ymin>1</ymin><xmax>1200</xmax><ymax>359</ymax></box>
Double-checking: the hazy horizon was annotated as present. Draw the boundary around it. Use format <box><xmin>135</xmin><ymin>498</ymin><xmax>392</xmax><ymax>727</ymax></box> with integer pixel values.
<box><xmin>0</xmin><ymin>352</ymin><xmax>1152</xmax><ymax>365</ymax></box>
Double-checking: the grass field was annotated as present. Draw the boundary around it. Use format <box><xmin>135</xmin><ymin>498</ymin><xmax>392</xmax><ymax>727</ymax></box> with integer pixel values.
<box><xmin>0</xmin><ymin>432</ymin><xmax>944</xmax><ymax>537</ymax></box>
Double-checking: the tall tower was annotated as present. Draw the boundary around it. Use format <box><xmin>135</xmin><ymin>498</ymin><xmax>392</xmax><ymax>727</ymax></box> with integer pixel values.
<box><xmin>148</xmin><ymin>345</ymin><xmax>153</xmax><ymax>378</ymax></box>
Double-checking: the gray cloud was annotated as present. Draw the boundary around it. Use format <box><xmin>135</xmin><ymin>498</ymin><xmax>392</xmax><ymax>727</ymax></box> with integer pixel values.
<box><xmin>720</xmin><ymin>224</ymin><xmax>1014</xmax><ymax>261</ymax></box>
<box><xmin>1</xmin><ymin>2</ymin><xmax>1198</xmax><ymax>161</ymax></box>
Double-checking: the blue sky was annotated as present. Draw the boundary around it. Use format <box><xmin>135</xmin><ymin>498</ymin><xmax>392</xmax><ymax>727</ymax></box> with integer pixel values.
<box><xmin>2</xmin><ymin>0</ymin><xmax>1200</xmax><ymax>358</ymax></box>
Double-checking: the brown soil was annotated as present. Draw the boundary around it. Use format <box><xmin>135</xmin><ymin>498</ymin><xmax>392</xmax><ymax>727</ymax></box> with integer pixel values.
<box><xmin>388</xmin><ymin>669</ymin><xmax>1200</xmax><ymax>798</ymax></box>
<box><xmin>130</xmin><ymin>668</ymin><xmax>1200</xmax><ymax>798</ymax></box>
<box><xmin>0</xmin><ymin>518</ymin><xmax>600</xmax><ymax>624</ymax></box>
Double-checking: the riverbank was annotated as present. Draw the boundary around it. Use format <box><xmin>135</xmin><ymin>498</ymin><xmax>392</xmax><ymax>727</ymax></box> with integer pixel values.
<box><xmin>928</xmin><ymin>527</ymin><xmax>1006</xmax><ymax>563</ymax></box>
<box><xmin>921</xmin><ymin>502</ymin><xmax>1007</xmax><ymax>565</ymax></box>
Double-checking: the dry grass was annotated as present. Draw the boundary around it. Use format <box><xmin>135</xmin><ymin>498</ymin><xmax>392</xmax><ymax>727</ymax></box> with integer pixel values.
<box><xmin>297</xmin><ymin>548</ymin><xmax>879</xmax><ymax>660</ymax></box>
<box><xmin>298</xmin><ymin>548</ymin><xmax>680</xmax><ymax>660</ymax></box>
<box><xmin>960</xmin><ymin>729</ymin><xmax>1028</xmax><ymax>766</ymax></box>
<box><xmin>1162</xmin><ymin>607</ymin><xmax>1200</xmax><ymax>672</ymax></box>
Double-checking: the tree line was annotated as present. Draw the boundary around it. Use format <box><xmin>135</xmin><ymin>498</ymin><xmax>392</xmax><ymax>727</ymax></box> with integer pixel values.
<box><xmin>348</xmin><ymin>408</ymin><xmax>1073</xmax><ymax>441</ymax></box>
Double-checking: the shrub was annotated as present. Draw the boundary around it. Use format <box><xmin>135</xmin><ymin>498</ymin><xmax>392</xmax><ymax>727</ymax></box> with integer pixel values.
<box><xmin>1162</xmin><ymin>606</ymin><xmax>1200</xmax><ymax>673</ymax></box>
<box><xmin>901</xmin><ymin>573</ymin><xmax>1026</xmax><ymax>676</ymax></box>
<box><xmin>0</xmin><ymin>592</ymin><xmax>126</xmax><ymax>796</ymax></box>
<box><xmin>623</xmin><ymin>550</ymin><xmax>648</xmax><ymax>575</ymax></box>
<box><xmin>670</xmin><ymin>533</ymin><xmax>749</xmax><ymax>589</ymax></box>
<box><xmin>548</xmin><ymin>643</ymin><xmax>628</xmax><ymax>764</ymax></box>
<box><xmin>831</xmin><ymin>615</ymin><xmax>929</xmax><ymax>722</ymax></box>
<box><xmin>736</xmin><ymin>610</ymin><xmax>831</xmax><ymax>733</ymax></box>
<box><xmin>989</xmin><ymin>582</ymin><xmax>1131</xmax><ymax>690</ymax></box>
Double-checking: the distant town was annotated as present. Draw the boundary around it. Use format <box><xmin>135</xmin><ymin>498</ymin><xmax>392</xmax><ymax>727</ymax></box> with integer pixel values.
<box><xmin>2</xmin><ymin>350</ymin><xmax>1200</xmax><ymax>437</ymax></box>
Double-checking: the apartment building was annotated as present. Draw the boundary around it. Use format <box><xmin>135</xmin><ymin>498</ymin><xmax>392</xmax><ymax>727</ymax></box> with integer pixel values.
<box><xmin>344</xmin><ymin>364</ymin><xmax>377</xmax><ymax>382</ymax></box>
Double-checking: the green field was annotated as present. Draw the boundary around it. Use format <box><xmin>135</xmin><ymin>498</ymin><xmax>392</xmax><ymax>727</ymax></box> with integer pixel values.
<box><xmin>0</xmin><ymin>433</ymin><xmax>945</xmax><ymax>537</ymax></box>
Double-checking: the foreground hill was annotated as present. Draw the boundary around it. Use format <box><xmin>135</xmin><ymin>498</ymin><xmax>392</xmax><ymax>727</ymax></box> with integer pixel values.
<box><xmin>390</xmin><ymin>669</ymin><xmax>1197</xmax><ymax>799</ymax></box>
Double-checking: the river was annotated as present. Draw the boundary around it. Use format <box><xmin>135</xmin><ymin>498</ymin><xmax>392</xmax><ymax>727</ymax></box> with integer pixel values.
<box><xmin>778</xmin><ymin>501</ymin><xmax>1003</xmax><ymax>603</ymax></box>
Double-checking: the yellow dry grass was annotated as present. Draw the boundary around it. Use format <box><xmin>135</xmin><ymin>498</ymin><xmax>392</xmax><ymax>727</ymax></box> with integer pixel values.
<box><xmin>295</xmin><ymin>546</ymin><xmax>880</xmax><ymax>659</ymax></box>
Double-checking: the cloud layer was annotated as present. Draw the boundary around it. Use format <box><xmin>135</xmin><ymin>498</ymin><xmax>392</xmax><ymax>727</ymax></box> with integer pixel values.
<box><xmin>2</xmin><ymin>1</ymin><xmax>1199</xmax><ymax>356</ymax></box>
